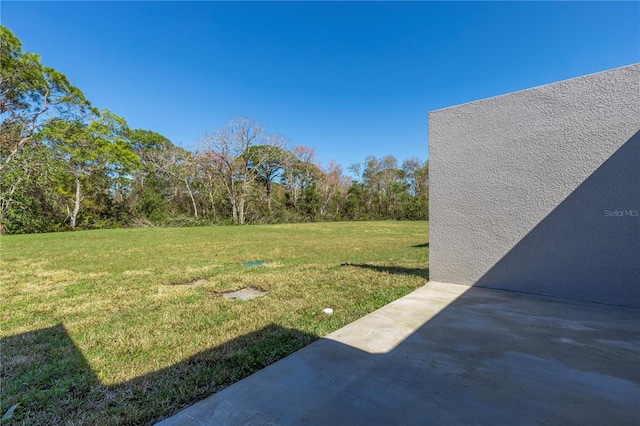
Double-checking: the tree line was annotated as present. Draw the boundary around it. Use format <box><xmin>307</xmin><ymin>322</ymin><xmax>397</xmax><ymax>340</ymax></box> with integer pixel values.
<box><xmin>1</xmin><ymin>26</ymin><xmax>428</xmax><ymax>234</ymax></box>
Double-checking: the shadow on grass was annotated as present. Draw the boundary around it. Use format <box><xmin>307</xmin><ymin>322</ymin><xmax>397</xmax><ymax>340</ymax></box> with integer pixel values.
<box><xmin>1</xmin><ymin>323</ymin><xmax>317</xmax><ymax>425</ymax></box>
<box><xmin>158</xmin><ymin>287</ymin><xmax>640</xmax><ymax>425</ymax></box>
<box><xmin>347</xmin><ymin>263</ymin><xmax>429</xmax><ymax>280</ymax></box>
<box><xmin>412</xmin><ymin>242</ymin><xmax>429</xmax><ymax>248</ymax></box>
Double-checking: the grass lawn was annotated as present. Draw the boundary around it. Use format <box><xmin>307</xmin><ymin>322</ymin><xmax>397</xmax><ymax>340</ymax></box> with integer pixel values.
<box><xmin>1</xmin><ymin>221</ymin><xmax>428</xmax><ymax>425</ymax></box>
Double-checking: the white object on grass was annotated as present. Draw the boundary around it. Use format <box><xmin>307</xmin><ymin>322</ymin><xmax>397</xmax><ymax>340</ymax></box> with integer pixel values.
<box><xmin>323</xmin><ymin>308</ymin><xmax>334</xmax><ymax>315</ymax></box>
<box><xmin>2</xmin><ymin>404</ymin><xmax>19</xmax><ymax>421</ymax></box>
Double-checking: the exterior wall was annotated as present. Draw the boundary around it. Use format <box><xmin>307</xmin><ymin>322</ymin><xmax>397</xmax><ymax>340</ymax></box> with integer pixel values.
<box><xmin>429</xmin><ymin>64</ymin><xmax>640</xmax><ymax>307</ymax></box>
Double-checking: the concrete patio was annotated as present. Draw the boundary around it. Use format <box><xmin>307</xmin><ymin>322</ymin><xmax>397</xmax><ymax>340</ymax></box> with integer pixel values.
<box><xmin>158</xmin><ymin>281</ymin><xmax>640</xmax><ymax>425</ymax></box>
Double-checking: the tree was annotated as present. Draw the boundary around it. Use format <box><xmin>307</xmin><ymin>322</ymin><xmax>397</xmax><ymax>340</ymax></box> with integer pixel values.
<box><xmin>144</xmin><ymin>138</ymin><xmax>200</xmax><ymax>219</ymax></box>
<box><xmin>200</xmin><ymin>117</ymin><xmax>284</xmax><ymax>224</ymax></box>
<box><xmin>0</xmin><ymin>26</ymin><xmax>90</xmax><ymax>172</ymax></box>
<box><xmin>358</xmin><ymin>155</ymin><xmax>408</xmax><ymax>218</ymax></box>
<box><xmin>401</xmin><ymin>158</ymin><xmax>429</xmax><ymax>220</ymax></box>
<box><xmin>246</xmin><ymin>138</ymin><xmax>292</xmax><ymax>211</ymax></box>
<box><xmin>344</xmin><ymin>181</ymin><xmax>367</xmax><ymax>220</ymax></box>
<box><xmin>42</xmin><ymin>110</ymin><xmax>139</xmax><ymax>229</ymax></box>
<box><xmin>318</xmin><ymin>160</ymin><xmax>350</xmax><ymax>217</ymax></box>
<box><xmin>195</xmin><ymin>151</ymin><xmax>227</xmax><ymax>221</ymax></box>
<box><xmin>0</xmin><ymin>138</ymin><xmax>67</xmax><ymax>233</ymax></box>
<box><xmin>1</xmin><ymin>26</ymin><xmax>91</xmax><ymax>231</ymax></box>
<box><xmin>127</xmin><ymin>129</ymin><xmax>178</xmax><ymax>223</ymax></box>
<box><xmin>282</xmin><ymin>145</ymin><xmax>322</xmax><ymax>212</ymax></box>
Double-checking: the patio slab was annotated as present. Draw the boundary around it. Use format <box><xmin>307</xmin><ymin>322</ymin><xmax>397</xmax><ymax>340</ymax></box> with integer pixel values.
<box><xmin>157</xmin><ymin>282</ymin><xmax>640</xmax><ymax>425</ymax></box>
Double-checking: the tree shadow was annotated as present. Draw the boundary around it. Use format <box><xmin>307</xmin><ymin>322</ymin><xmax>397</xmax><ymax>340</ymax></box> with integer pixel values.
<box><xmin>1</xmin><ymin>323</ymin><xmax>317</xmax><ymax>424</ymax></box>
<box><xmin>347</xmin><ymin>263</ymin><xmax>429</xmax><ymax>280</ymax></box>
<box><xmin>412</xmin><ymin>242</ymin><xmax>429</xmax><ymax>248</ymax></box>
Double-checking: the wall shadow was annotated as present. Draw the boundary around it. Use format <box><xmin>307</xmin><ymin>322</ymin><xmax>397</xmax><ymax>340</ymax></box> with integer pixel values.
<box><xmin>159</xmin><ymin>285</ymin><xmax>640</xmax><ymax>425</ymax></box>
<box><xmin>5</xmin><ymin>289</ymin><xmax>637</xmax><ymax>425</ymax></box>
<box><xmin>1</xmin><ymin>324</ymin><xmax>101</xmax><ymax>424</ymax></box>
<box><xmin>347</xmin><ymin>263</ymin><xmax>429</xmax><ymax>280</ymax></box>
<box><xmin>1</xmin><ymin>323</ymin><xmax>317</xmax><ymax>424</ymax></box>
<box><xmin>474</xmin><ymin>130</ymin><xmax>640</xmax><ymax>307</ymax></box>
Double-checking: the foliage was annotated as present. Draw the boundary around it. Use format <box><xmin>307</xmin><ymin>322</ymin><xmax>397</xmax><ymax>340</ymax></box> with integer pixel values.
<box><xmin>0</xmin><ymin>142</ymin><xmax>67</xmax><ymax>233</ymax></box>
<box><xmin>0</xmin><ymin>25</ymin><xmax>90</xmax><ymax>173</ymax></box>
<box><xmin>1</xmin><ymin>26</ymin><xmax>428</xmax><ymax>233</ymax></box>
<box><xmin>39</xmin><ymin>110</ymin><xmax>139</xmax><ymax>229</ymax></box>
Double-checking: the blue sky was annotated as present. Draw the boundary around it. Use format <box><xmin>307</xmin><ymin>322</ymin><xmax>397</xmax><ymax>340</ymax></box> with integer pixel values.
<box><xmin>3</xmin><ymin>1</ymin><xmax>639</xmax><ymax>171</ymax></box>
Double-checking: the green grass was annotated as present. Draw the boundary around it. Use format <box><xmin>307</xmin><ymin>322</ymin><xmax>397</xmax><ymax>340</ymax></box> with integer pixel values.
<box><xmin>1</xmin><ymin>221</ymin><xmax>428</xmax><ymax>425</ymax></box>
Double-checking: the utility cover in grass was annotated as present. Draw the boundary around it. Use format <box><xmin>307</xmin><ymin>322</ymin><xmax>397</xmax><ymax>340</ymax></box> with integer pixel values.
<box><xmin>243</xmin><ymin>261</ymin><xmax>265</xmax><ymax>267</ymax></box>
<box><xmin>222</xmin><ymin>288</ymin><xmax>266</xmax><ymax>301</ymax></box>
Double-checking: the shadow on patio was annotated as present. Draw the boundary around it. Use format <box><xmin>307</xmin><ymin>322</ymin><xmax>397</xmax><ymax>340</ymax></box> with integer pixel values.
<box><xmin>157</xmin><ymin>282</ymin><xmax>640</xmax><ymax>425</ymax></box>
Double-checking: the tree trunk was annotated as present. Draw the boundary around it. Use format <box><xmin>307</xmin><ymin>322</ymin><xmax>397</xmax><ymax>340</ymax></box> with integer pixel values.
<box><xmin>184</xmin><ymin>179</ymin><xmax>198</xmax><ymax>218</ymax></box>
<box><xmin>70</xmin><ymin>176</ymin><xmax>81</xmax><ymax>229</ymax></box>
<box><xmin>266</xmin><ymin>180</ymin><xmax>272</xmax><ymax>211</ymax></box>
<box><xmin>292</xmin><ymin>186</ymin><xmax>299</xmax><ymax>211</ymax></box>
<box><xmin>238</xmin><ymin>195</ymin><xmax>245</xmax><ymax>225</ymax></box>
<box><xmin>0</xmin><ymin>179</ymin><xmax>20</xmax><ymax>224</ymax></box>
<box><xmin>209</xmin><ymin>191</ymin><xmax>217</xmax><ymax>220</ymax></box>
<box><xmin>231</xmin><ymin>194</ymin><xmax>238</xmax><ymax>224</ymax></box>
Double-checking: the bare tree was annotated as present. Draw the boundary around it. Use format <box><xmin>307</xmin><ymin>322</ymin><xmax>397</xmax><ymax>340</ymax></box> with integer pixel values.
<box><xmin>199</xmin><ymin>117</ymin><xmax>284</xmax><ymax>224</ymax></box>
<box><xmin>318</xmin><ymin>160</ymin><xmax>350</xmax><ymax>216</ymax></box>
<box><xmin>282</xmin><ymin>145</ymin><xmax>321</xmax><ymax>211</ymax></box>
<box><xmin>147</xmin><ymin>142</ymin><xmax>199</xmax><ymax>218</ymax></box>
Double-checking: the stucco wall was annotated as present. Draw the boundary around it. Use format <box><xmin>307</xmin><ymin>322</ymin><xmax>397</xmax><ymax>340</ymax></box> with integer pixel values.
<box><xmin>429</xmin><ymin>64</ymin><xmax>640</xmax><ymax>307</ymax></box>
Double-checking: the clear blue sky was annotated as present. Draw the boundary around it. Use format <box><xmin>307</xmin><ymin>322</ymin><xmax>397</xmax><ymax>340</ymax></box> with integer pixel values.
<box><xmin>3</xmin><ymin>1</ymin><xmax>639</xmax><ymax>171</ymax></box>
